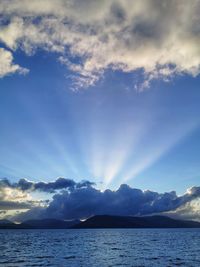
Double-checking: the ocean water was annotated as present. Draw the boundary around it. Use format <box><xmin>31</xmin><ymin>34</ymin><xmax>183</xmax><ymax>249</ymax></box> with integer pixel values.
<box><xmin>0</xmin><ymin>229</ymin><xmax>200</xmax><ymax>267</ymax></box>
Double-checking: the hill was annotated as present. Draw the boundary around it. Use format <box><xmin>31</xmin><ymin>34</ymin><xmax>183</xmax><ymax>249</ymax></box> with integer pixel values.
<box><xmin>24</xmin><ymin>218</ymin><xmax>80</xmax><ymax>229</ymax></box>
<box><xmin>72</xmin><ymin>215</ymin><xmax>200</xmax><ymax>229</ymax></box>
<box><xmin>0</xmin><ymin>218</ymin><xmax>79</xmax><ymax>229</ymax></box>
<box><xmin>0</xmin><ymin>215</ymin><xmax>200</xmax><ymax>229</ymax></box>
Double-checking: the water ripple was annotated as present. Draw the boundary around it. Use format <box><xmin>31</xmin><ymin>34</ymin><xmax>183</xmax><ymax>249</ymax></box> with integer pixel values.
<box><xmin>0</xmin><ymin>228</ymin><xmax>200</xmax><ymax>267</ymax></box>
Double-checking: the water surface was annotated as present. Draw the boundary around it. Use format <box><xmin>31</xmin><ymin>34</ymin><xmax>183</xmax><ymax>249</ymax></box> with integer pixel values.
<box><xmin>0</xmin><ymin>228</ymin><xmax>200</xmax><ymax>266</ymax></box>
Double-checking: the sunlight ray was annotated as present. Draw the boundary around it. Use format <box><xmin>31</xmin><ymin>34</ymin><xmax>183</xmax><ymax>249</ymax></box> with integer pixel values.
<box><xmin>120</xmin><ymin>121</ymin><xmax>199</xmax><ymax>184</ymax></box>
<box><xmin>102</xmin><ymin>122</ymin><xmax>147</xmax><ymax>187</ymax></box>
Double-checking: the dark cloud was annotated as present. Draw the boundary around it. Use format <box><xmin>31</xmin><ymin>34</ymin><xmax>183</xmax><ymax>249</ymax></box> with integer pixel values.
<box><xmin>1</xmin><ymin>178</ymin><xmax>200</xmax><ymax>221</ymax></box>
<box><xmin>0</xmin><ymin>178</ymin><xmax>12</xmax><ymax>188</ymax></box>
<box><xmin>0</xmin><ymin>177</ymin><xmax>95</xmax><ymax>193</ymax></box>
<box><xmin>0</xmin><ymin>178</ymin><xmax>95</xmax><ymax>214</ymax></box>
<box><xmin>19</xmin><ymin>178</ymin><xmax>76</xmax><ymax>193</ymax></box>
<box><xmin>76</xmin><ymin>180</ymin><xmax>95</xmax><ymax>189</ymax></box>
<box><xmin>14</xmin><ymin>183</ymin><xmax>200</xmax><ymax>221</ymax></box>
<box><xmin>17</xmin><ymin>179</ymin><xmax>34</xmax><ymax>191</ymax></box>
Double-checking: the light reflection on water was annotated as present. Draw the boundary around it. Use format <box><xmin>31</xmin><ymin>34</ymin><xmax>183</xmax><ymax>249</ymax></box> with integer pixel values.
<box><xmin>0</xmin><ymin>228</ymin><xmax>200</xmax><ymax>267</ymax></box>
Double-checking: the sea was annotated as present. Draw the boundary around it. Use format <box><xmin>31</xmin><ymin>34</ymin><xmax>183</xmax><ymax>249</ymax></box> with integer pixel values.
<box><xmin>0</xmin><ymin>228</ymin><xmax>200</xmax><ymax>267</ymax></box>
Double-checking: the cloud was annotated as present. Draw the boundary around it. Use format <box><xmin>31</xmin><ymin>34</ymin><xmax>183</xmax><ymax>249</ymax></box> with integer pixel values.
<box><xmin>0</xmin><ymin>47</ymin><xmax>28</xmax><ymax>77</ymax></box>
<box><xmin>42</xmin><ymin>184</ymin><xmax>200</xmax><ymax>220</ymax></box>
<box><xmin>17</xmin><ymin>178</ymin><xmax>77</xmax><ymax>193</ymax></box>
<box><xmin>0</xmin><ymin>177</ymin><xmax>95</xmax><ymax>193</ymax></box>
<box><xmin>0</xmin><ymin>177</ymin><xmax>94</xmax><ymax>213</ymax></box>
<box><xmin>164</xmin><ymin>200</ymin><xmax>200</xmax><ymax>222</ymax></box>
<box><xmin>0</xmin><ymin>178</ymin><xmax>37</xmax><ymax>211</ymax></box>
<box><xmin>0</xmin><ymin>200</ymin><xmax>32</xmax><ymax>210</ymax></box>
<box><xmin>10</xmin><ymin>181</ymin><xmax>200</xmax><ymax>222</ymax></box>
<box><xmin>0</xmin><ymin>180</ymin><xmax>29</xmax><ymax>201</ymax></box>
<box><xmin>1</xmin><ymin>178</ymin><xmax>200</xmax><ymax>221</ymax></box>
<box><xmin>0</xmin><ymin>0</ymin><xmax>200</xmax><ymax>88</ymax></box>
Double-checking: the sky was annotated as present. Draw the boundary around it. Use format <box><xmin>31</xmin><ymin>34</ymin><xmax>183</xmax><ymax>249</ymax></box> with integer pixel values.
<box><xmin>0</xmin><ymin>0</ymin><xmax>200</xmax><ymax>222</ymax></box>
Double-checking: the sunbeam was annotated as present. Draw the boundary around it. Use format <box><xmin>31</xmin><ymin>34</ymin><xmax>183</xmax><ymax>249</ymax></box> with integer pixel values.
<box><xmin>120</xmin><ymin>120</ymin><xmax>199</xmax><ymax>184</ymax></box>
<box><xmin>102</xmin><ymin>122</ymin><xmax>145</xmax><ymax>186</ymax></box>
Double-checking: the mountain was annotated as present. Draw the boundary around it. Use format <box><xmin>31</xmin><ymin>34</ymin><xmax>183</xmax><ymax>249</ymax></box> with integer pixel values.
<box><xmin>0</xmin><ymin>219</ymin><xmax>14</xmax><ymax>225</ymax></box>
<box><xmin>72</xmin><ymin>215</ymin><xmax>200</xmax><ymax>229</ymax></box>
<box><xmin>23</xmin><ymin>218</ymin><xmax>80</xmax><ymax>229</ymax></box>
<box><xmin>0</xmin><ymin>220</ymin><xmax>28</xmax><ymax>229</ymax></box>
<box><xmin>0</xmin><ymin>218</ymin><xmax>80</xmax><ymax>229</ymax></box>
<box><xmin>0</xmin><ymin>215</ymin><xmax>200</xmax><ymax>229</ymax></box>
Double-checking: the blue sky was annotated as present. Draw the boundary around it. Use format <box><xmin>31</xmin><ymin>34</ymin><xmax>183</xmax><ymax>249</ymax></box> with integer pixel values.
<box><xmin>0</xmin><ymin>50</ymin><xmax>200</xmax><ymax>194</ymax></box>
<box><xmin>1</xmin><ymin>0</ymin><xmax>200</xmax><ymax>221</ymax></box>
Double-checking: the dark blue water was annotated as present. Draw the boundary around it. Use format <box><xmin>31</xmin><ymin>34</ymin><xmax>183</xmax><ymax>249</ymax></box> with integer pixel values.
<box><xmin>0</xmin><ymin>228</ymin><xmax>200</xmax><ymax>266</ymax></box>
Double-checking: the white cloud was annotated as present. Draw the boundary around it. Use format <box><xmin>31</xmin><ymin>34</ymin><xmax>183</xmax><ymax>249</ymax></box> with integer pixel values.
<box><xmin>165</xmin><ymin>198</ymin><xmax>200</xmax><ymax>222</ymax></box>
<box><xmin>0</xmin><ymin>186</ymin><xmax>29</xmax><ymax>202</ymax></box>
<box><xmin>0</xmin><ymin>0</ymin><xmax>200</xmax><ymax>88</ymax></box>
<box><xmin>0</xmin><ymin>48</ymin><xmax>28</xmax><ymax>77</ymax></box>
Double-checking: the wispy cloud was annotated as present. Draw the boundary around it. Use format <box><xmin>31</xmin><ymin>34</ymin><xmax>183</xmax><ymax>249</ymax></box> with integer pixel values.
<box><xmin>0</xmin><ymin>0</ymin><xmax>200</xmax><ymax>88</ymax></box>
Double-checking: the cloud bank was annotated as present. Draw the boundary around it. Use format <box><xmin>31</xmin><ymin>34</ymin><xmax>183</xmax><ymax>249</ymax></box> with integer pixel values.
<box><xmin>0</xmin><ymin>177</ymin><xmax>94</xmax><ymax>213</ymax></box>
<box><xmin>1</xmin><ymin>177</ymin><xmax>199</xmax><ymax>222</ymax></box>
<box><xmin>0</xmin><ymin>0</ymin><xmax>200</xmax><ymax>88</ymax></box>
<box><xmin>37</xmin><ymin>184</ymin><xmax>200</xmax><ymax>221</ymax></box>
<box><xmin>0</xmin><ymin>177</ymin><xmax>94</xmax><ymax>193</ymax></box>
